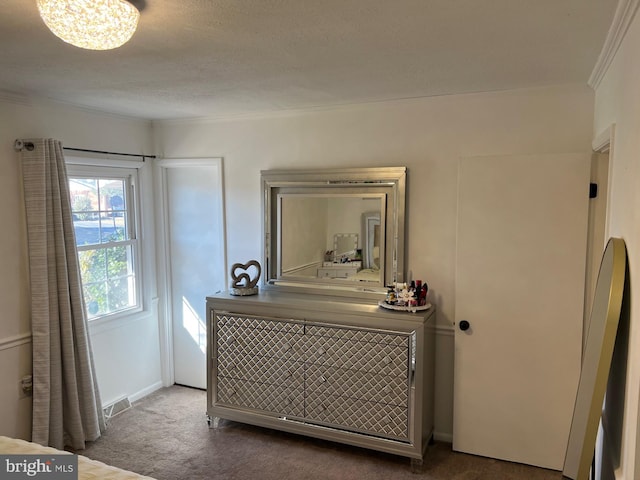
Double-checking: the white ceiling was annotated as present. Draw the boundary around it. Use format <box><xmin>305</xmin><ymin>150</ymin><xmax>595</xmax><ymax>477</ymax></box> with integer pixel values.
<box><xmin>0</xmin><ymin>0</ymin><xmax>618</xmax><ymax>120</ymax></box>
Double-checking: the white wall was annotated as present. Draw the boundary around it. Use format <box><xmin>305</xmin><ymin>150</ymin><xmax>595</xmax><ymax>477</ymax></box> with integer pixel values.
<box><xmin>153</xmin><ymin>84</ymin><xmax>595</xmax><ymax>439</ymax></box>
<box><xmin>592</xmin><ymin>6</ymin><xmax>640</xmax><ymax>479</ymax></box>
<box><xmin>0</xmin><ymin>82</ymin><xmax>599</xmax><ymax>444</ymax></box>
<box><xmin>281</xmin><ymin>196</ymin><xmax>328</xmax><ymax>271</ymax></box>
<box><xmin>0</xmin><ymin>96</ymin><xmax>162</xmax><ymax>439</ymax></box>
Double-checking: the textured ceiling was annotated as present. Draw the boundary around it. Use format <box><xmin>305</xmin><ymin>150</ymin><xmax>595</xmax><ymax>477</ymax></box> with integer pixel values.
<box><xmin>0</xmin><ymin>0</ymin><xmax>618</xmax><ymax>120</ymax></box>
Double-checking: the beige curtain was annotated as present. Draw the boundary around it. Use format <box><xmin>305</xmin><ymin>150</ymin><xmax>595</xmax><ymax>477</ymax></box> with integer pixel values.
<box><xmin>20</xmin><ymin>138</ymin><xmax>105</xmax><ymax>449</ymax></box>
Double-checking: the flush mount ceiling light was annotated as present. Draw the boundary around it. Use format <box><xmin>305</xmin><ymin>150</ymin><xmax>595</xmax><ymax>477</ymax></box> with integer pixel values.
<box><xmin>36</xmin><ymin>0</ymin><xmax>140</xmax><ymax>50</ymax></box>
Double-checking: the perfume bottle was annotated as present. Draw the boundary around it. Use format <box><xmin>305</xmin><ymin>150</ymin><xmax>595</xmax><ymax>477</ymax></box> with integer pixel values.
<box><xmin>386</xmin><ymin>285</ymin><xmax>396</xmax><ymax>304</ymax></box>
<box><xmin>419</xmin><ymin>282</ymin><xmax>429</xmax><ymax>306</ymax></box>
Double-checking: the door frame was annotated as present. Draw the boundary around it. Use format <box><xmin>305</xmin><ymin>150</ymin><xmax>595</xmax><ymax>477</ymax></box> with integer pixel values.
<box><xmin>589</xmin><ymin>124</ymin><xmax>618</xmax><ymax>480</ymax></box>
<box><xmin>585</xmin><ymin>126</ymin><xmax>614</xmax><ymax>348</ymax></box>
<box><xmin>154</xmin><ymin>157</ymin><xmax>227</xmax><ymax>387</ymax></box>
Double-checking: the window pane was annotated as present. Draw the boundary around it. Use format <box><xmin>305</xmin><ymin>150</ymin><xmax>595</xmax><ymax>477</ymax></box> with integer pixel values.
<box><xmin>70</xmin><ymin>176</ymin><xmax>129</xmax><ymax>246</ymax></box>
<box><xmin>106</xmin><ymin>246</ymin><xmax>130</xmax><ymax>277</ymax></box>
<box><xmin>70</xmin><ymin>178</ymin><xmax>98</xmax><ymax>215</ymax></box>
<box><xmin>100</xmin><ymin>217</ymin><xmax>126</xmax><ymax>242</ymax></box>
<box><xmin>107</xmin><ymin>277</ymin><xmax>135</xmax><ymax>312</ymax></box>
<box><xmin>71</xmin><ymin>178</ymin><xmax>98</xmax><ymax>245</ymax></box>
<box><xmin>78</xmin><ymin>249</ymin><xmax>107</xmax><ymax>282</ymax></box>
<box><xmin>74</xmin><ymin>219</ymin><xmax>100</xmax><ymax>246</ymax></box>
<box><xmin>78</xmin><ymin>245</ymin><xmax>135</xmax><ymax>319</ymax></box>
<box><xmin>84</xmin><ymin>282</ymin><xmax>107</xmax><ymax>317</ymax></box>
<box><xmin>99</xmin><ymin>179</ymin><xmax>128</xmax><ymax>239</ymax></box>
<box><xmin>99</xmin><ymin>178</ymin><xmax>125</xmax><ymax>211</ymax></box>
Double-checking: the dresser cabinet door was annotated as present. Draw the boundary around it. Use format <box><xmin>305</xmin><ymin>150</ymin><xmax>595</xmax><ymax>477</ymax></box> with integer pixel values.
<box><xmin>217</xmin><ymin>314</ymin><xmax>304</xmax><ymax>358</ymax></box>
<box><xmin>305</xmin><ymin>365</ymin><xmax>408</xmax><ymax>406</ymax></box>
<box><xmin>217</xmin><ymin>378</ymin><xmax>305</xmax><ymax>417</ymax></box>
<box><xmin>305</xmin><ymin>394</ymin><xmax>409</xmax><ymax>440</ymax></box>
<box><xmin>215</xmin><ymin>313</ymin><xmax>305</xmax><ymax>417</ymax></box>
<box><xmin>305</xmin><ymin>326</ymin><xmax>409</xmax><ymax>376</ymax></box>
<box><xmin>304</xmin><ymin>324</ymin><xmax>411</xmax><ymax>440</ymax></box>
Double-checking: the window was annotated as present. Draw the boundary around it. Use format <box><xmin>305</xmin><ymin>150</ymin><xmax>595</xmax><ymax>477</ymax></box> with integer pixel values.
<box><xmin>68</xmin><ymin>165</ymin><xmax>141</xmax><ymax>320</ymax></box>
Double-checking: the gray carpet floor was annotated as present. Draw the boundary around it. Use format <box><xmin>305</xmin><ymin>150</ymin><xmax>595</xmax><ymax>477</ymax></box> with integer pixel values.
<box><xmin>79</xmin><ymin>385</ymin><xmax>564</xmax><ymax>480</ymax></box>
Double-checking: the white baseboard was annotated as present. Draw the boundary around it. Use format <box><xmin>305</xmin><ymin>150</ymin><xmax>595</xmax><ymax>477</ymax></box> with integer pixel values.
<box><xmin>103</xmin><ymin>396</ymin><xmax>132</xmax><ymax>419</ymax></box>
<box><xmin>128</xmin><ymin>380</ymin><xmax>164</xmax><ymax>404</ymax></box>
<box><xmin>434</xmin><ymin>431</ymin><xmax>453</xmax><ymax>443</ymax></box>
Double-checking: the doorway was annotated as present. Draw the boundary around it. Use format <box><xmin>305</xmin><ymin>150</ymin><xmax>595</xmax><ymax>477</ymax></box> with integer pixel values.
<box><xmin>158</xmin><ymin>158</ymin><xmax>227</xmax><ymax>389</ymax></box>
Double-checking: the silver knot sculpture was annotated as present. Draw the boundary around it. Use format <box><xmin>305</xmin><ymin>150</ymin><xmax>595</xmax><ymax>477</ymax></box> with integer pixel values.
<box><xmin>230</xmin><ymin>260</ymin><xmax>261</xmax><ymax>296</ymax></box>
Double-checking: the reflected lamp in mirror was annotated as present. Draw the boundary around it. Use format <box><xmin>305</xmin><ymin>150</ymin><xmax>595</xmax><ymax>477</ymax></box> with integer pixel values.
<box><xmin>333</xmin><ymin>233</ymin><xmax>358</xmax><ymax>262</ymax></box>
<box><xmin>262</xmin><ymin>167</ymin><xmax>406</xmax><ymax>295</ymax></box>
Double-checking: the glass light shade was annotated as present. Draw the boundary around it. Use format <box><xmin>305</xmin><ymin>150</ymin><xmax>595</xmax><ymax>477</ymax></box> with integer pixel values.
<box><xmin>37</xmin><ymin>0</ymin><xmax>140</xmax><ymax>50</ymax></box>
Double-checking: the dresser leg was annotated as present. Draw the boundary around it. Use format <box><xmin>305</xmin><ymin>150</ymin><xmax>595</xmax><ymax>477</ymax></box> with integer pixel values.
<box><xmin>410</xmin><ymin>457</ymin><xmax>423</xmax><ymax>473</ymax></box>
<box><xmin>206</xmin><ymin>414</ymin><xmax>220</xmax><ymax>428</ymax></box>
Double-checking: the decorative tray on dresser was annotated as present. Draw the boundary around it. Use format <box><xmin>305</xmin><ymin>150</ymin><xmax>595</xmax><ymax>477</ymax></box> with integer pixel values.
<box><xmin>206</xmin><ymin>288</ymin><xmax>435</xmax><ymax>469</ymax></box>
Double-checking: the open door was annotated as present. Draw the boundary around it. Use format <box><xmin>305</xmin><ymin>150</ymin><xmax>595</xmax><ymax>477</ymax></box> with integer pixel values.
<box><xmin>160</xmin><ymin>158</ymin><xmax>226</xmax><ymax>389</ymax></box>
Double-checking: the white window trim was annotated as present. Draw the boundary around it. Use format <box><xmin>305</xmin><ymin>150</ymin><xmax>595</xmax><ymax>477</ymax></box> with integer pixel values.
<box><xmin>66</xmin><ymin>157</ymin><xmax>144</xmax><ymax>323</ymax></box>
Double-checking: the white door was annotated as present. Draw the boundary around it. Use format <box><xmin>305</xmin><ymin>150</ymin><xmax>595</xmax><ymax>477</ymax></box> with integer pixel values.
<box><xmin>162</xmin><ymin>159</ymin><xmax>226</xmax><ymax>389</ymax></box>
<box><xmin>453</xmin><ymin>153</ymin><xmax>590</xmax><ymax>469</ymax></box>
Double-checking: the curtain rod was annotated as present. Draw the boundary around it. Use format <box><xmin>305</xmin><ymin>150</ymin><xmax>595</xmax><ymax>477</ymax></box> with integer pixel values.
<box><xmin>13</xmin><ymin>140</ymin><xmax>155</xmax><ymax>161</ymax></box>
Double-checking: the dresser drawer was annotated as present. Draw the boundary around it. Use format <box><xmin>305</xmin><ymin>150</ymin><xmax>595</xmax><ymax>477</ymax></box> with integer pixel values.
<box><xmin>217</xmin><ymin>377</ymin><xmax>304</xmax><ymax>418</ymax></box>
<box><xmin>305</xmin><ymin>364</ymin><xmax>408</xmax><ymax>407</ymax></box>
<box><xmin>216</xmin><ymin>313</ymin><xmax>304</xmax><ymax>334</ymax></box>
<box><xmin>305</xmin><ymin>325</ymin><xmax>409</xmax><ymax>347</ymax></box>
<box><xmin>217</xmin><ymin>324</ymin><xmax>304</xmax><ymax>359</ymax></box>
<box><xmin>304</xmin><ymin>335</ymin><xmax>408</xmax><ymax>376</ymax></box>
<box><xmin>218</xmin><ymin>354</ymin><xmax>305</xmax><ymax>388</ymax></box>
<box><xmin>306</xmin><ymin>394</ymin><xmax>409</xmax><ymax>441</ymax></box>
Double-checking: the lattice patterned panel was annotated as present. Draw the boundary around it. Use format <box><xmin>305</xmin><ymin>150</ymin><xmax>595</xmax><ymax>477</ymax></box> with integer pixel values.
<box><xmin>217</xmin><ymin>377</ymin><xmax>304</xmax><ymax>418</ymax></box>
<box><xmin>218</xmin><ymin>354</ymin><xmax>305</xmax><ymax>388</ymax></box>
<box><xmin>305</xmin><ymin>336</ymin><xmax>408</xmax><ymax>376</ymax></box>
<box><xmin>217</xmin><ymin>316</ymin><xmax>305</xmax><ymax>359</ymax></box>
<box><xmin>217</xmin><ymin>314</ymin><xmax>304</xmax><ymax>334</ymax></box>
<box><xmin>306</xmin><ymin>394</ymin><xmax>409</xmax><ymax>440</ymax></box>
<box><xmin>305</xmin><ymin>365</ymin><xmax>408</xmax><ymax>407</ymax></box>
<box><xmin>306</xmin><ymin>325</ymin><xmax>408</xmax><ymax>347</ymax></box>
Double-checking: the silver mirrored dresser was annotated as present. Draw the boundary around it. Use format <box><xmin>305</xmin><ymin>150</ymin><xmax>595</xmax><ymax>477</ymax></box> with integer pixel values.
<box><xmin>206</xmin><ymin>289</ymin><xmax>435</xmax><ymax>467</ymax></box>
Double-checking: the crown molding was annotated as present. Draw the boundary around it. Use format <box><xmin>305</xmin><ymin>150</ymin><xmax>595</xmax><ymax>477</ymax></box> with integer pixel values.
<box><xmin>0</xmin><ymin>89</ymin><xmax>152</xmax><ymax>123</ymax></box>
<box><xmin>589</xmin><ymin>0</ymin><xmax>640</xmax><ymax>90</ymax></box>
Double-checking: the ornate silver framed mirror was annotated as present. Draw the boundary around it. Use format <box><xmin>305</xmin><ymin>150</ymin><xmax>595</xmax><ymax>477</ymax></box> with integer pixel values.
<box><xmin>261</xmin><ymin>166</ymin><xmax>406</xmax><ymax>295</ymax></box>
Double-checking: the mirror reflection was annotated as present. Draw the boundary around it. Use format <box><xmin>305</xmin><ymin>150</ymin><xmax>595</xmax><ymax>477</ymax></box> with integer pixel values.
<box><xmin>362</xmin><ymin>211</ymin><xmax>380</xmax><ymax>270</ymax></box>
<box><xmin>279</xmin><ymin>194</ymin><xmax>384</xmax><ymax>283</ymax></box>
